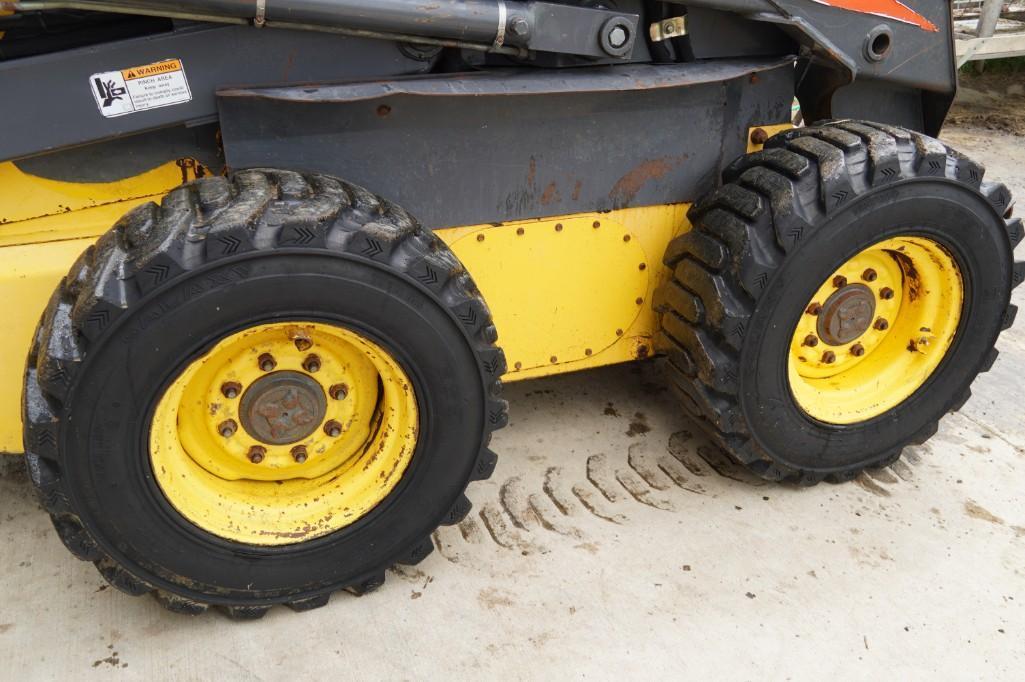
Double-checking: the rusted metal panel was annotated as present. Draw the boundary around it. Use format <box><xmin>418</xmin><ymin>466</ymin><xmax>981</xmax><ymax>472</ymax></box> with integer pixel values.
<box><xmin>219</xmin><ymin>58</ymin><xmax>795</xmax><ymax>229</ymax></box>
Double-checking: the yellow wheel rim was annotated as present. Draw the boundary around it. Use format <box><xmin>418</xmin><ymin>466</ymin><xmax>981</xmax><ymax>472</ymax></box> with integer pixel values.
<box><xmin>788</xmin><ymin>236</ymin><xmax>963</xmax><ymax>425</ymax></box>
<box><xmin>150</xmin><ymin>322</ymin><xmax>418</xmax><ymax>545</ymax></box>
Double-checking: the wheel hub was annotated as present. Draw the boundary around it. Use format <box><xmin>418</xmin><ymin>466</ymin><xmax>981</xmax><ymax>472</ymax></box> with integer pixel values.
<box><xmin>787</xmin><ymin>236</ymin><xmax>963</xmax><ymax>425</ymax></box>
<box><xmin>817</xmin><ymin>283</ymin><xmax>876</xmax><ymax>346</ymax></box>
<box><xmin>149</xmin><ymin>321</ymin><xmax>419</xmax><ymax>545</ymax></box>
<box><xmin>239</xmin><ymin>371</ymin><xmax>327</xmax><ymax>445</ymax></box>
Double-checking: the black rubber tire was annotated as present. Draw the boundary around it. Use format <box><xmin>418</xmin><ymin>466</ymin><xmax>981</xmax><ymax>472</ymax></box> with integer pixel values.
<box><xmin>656</xmin><ymin>120</ymin><xmax>1023</xmax><ymax>485</ymax></box>
<box><xmin>23</xmin><ymin>169</ymin><xmax>508</xmax><ymax>617</ymax></box>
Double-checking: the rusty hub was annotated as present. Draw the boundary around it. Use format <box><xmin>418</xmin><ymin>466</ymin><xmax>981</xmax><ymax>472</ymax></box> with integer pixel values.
<box><xmin>239</xmin><ymin>371</ymin><xmax>327</xmax><ymax>445</ymax></box>
<box><xmin>816</xmin><ymin>283</ymin><xmax>876</xmax><ymax>346</ymax></box>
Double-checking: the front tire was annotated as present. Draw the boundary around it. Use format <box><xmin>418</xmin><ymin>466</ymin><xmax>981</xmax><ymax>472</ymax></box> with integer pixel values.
<box><xmin>24</xmin><ymin>169</ymin><xmax>507</xmax><ymax>616</ymax></box>
<box><xmin>656</xmin><ymin>121</ymin><xmax>1023</xmax><ymax>484</ymax></box>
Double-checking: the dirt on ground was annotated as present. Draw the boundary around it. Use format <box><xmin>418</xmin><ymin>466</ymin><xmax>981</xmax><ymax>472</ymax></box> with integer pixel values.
<box><xmin>947</xmin><ymin>70</ymin><xmax>1025</xmax><ymax>135</ymax></box>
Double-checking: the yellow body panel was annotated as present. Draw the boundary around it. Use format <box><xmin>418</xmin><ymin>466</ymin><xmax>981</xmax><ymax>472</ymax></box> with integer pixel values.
<box><xmin>0</xmin><ymin>159</ymin><xmax>202</xmax><ymax>247</ymax></box>
<box><xmin>446</xmin><ymin>205</ymin><xmax>688</xmax><ymax>381</ymax></box>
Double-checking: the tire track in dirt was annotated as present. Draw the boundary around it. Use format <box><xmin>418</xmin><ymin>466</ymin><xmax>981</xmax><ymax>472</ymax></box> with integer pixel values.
<box><xmin>435</xmin><ymin>420</ymin><xmax>927</xmax><ymax>559</ymax></box>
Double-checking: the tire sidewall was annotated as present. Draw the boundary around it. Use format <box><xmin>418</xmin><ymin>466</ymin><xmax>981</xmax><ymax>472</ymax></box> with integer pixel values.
<box><xmin>61</xmin><ymin>250</ymin><xmax>486</xmax><ymax>602</ymax></box>
<box><xmin>739</xmin><ymin>179</ymin><xmax>1011</xmax><ymax>472</ymax></box>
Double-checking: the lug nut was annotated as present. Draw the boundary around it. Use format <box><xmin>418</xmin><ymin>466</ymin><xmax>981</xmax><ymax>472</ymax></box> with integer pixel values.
<box><xmin>294</xmin><ymin>337</ymin><xmax>312</xmax><ymax>351</ymax></box>
<box><xmin>247</xmin><ymin>445</ymin><xmax>266</xmax><ymax>464</ymax></box>
<box><xmin>802</xmin><ymin>334</ymin><xmax>819</xmax><ymax>348</ymax></box>
<box><xmin>324</xmin><ymin>420</ymin><xmax>343</xmax><ymax>437</ymax></box>
<box><xmin>832</xmin><ymin>275</ymin><xmax>848</xmax><ymax>288</ymax></box>
<box><xmin>821</xmin><ymin>350</ymin><xmax>836</xmax><ymax>364</ymax></box>
<box><xmin>218</xmin><ymin>419</ymin><xmax>237</xmax><ymax>438</ymax></box>
<box><xmin>258</xmin><ymin>353</ymin><xmax>276</xmax><ymax>372</ymax></box>
<box><xmin>221</xmin><ymin>381</ymin><xmax>242</xmax><ymax>399</ymax></box>
<box><xmin>879</xmin><ymin>287</ymin><xmax>894</xmax><ymax>300</ymax></box>
<box><xmin>862</xmin><ymin>268</ymin><xmax>878</xmax><ymax>282</ymax></box>
<box><xmin>874</xmin><ymin>317</ymin><xmax>889</xmax><ymax>331</ymax></box>
<box><xmin>850</xmin><ymin>343</ymin><xmax>865</xmax><ymax>357</ymax></box>
<box><xmin>302</xmin><ymin>354</ymin><xmax>321</xmax><ymax>373</ymax></box>
<box><xmin>329</xmin><ymin>383</ymin><xmax>348</xmax><ymax>400</ymax></box>
<box><xmin>291</xmin><ymin>445</ymin><xmax>308</xmax><ymax>464</ymax></box>
<box><xmin>806</xmin><ymin>302</ymin><xmax>822</xmax><ymax>316</ymax></box>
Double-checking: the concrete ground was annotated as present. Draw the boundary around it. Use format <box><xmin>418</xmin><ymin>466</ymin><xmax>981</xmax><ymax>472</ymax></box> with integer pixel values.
<box><xmin>1</xmin><ymin>126</ymin><xmax>1024</xmax><ymax>680</ymax></box>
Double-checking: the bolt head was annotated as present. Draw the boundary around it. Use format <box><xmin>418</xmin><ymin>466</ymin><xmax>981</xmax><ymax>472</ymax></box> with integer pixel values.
<box><xmin>221</xmin><ymin>381</ymin><xmax>242</xmax><ymax>399</ymax></box>
<box><xmin>302</xmin><ymin>354</ymin><xmax>321</xmax><ymax>373</ymax></box>
<box><xmin>821</xmin><ymin>350</ymin><xmax>836</xmax><ymax>364</ymax></box>
<box><xmin>291</xmin><ymin>445</ymin><xmax>308</xmax><ymax>464</ymax></box>
<box><xmin>833</xmin><ymin>275</ymin><xmax>848</xmax><ymax>288</ymax></box>
<box><xmin>608</xmin><ymin>25</ymin><xmax>629</xmax><ymax>48</ymax></box>
<box><xmin>258</xmin><ymin>353</ymin><xmax>276</xmax><ymax>372</ymax></box>
<box><xmin>247</xmin><ymin>446</ymin><xmax>266</xmax><ymax>464</ymax></box>
<box><xmin>879</xmin><ymin>287</ymin><xmax>895</xmax><ymax>300</ymax></box>
<box><xmin>218</xmin><ymin>419</ymin><xmax>237</xmax><ymax>438</ymax></box>
<box><xmin>850</xmin><ymin>343</ymin><xmax>865</xmax><ymax>357</ymax></box>
<box><xmin>806</xmin><ymin>303</ymin><xmax>822</xmax><ymax>316</ymax></box>
<box><xmin>509</xmin><ymin>16</ymin><xmax>529</xmax><ymax>37</ymax></box>
<box><xmin>862</xmin><ymin>268</ymin><xmax>877</xmax><ymax>282</ymax></box>
<box><xmin>329</xmin><ymin>383</ymin><xmax>348</xmax><ymax>400</ymax></box>
<box><xmin>324</xmin><ymin>420</ymin><xmax>343</xmax><ymax>438</ymax></box>
<box><xmin>803</xmin><ymin>334</ymin><xmax>819</xmax><ymax>347</ymax></box>
<box><xmin>874</xmin><ymin>317</ymin><xmax>889</xmax><ymax>331</ymax></box>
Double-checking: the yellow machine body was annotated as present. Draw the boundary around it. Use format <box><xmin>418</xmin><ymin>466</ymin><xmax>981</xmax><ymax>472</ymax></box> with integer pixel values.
<box><xmin>0</xmin><ymin>126</ymin><xmax>784</xmax><ymax>453</ymax></box>
<box><xmin>0</xmin><ymin>164</ymin><xmax>694</xmax><ymax>454</ymax></box>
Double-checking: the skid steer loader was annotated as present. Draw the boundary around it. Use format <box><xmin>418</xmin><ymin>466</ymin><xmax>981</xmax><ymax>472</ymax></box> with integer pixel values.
<box><xmin>0</xmin><ymin>0</ymin><xmax>1020</xmax><ymax>617</ymax></box>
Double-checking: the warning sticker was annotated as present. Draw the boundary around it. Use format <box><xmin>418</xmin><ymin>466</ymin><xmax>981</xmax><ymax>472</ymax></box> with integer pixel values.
<box><xmin>90</xmin><ymin>59</ymin><xmax>192</xmax><ymax>118</ymax></box>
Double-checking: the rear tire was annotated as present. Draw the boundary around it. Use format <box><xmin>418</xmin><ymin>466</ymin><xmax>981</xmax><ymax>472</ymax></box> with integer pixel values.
<box><xmin>656</xmin><ymin>121</ymin><xmax>1023</xmax><ymax>484</ymax></box>
<box><xmin>23</xmin><ymin>169</ymin><xmax>507</xmax><ymax>616</ymax></box>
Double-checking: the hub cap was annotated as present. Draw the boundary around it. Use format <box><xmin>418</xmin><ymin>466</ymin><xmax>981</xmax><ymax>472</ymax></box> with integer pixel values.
<box><xmin>788</xmin><ymin>236</ymin><xmax>963</xmax><ymax>425</ymax></box>
<box><xmin>239</xmin><ymin>372</ymin><xmax>327</xmax><ymax>445</ymax></box>
<box><xmin>817</xmin><ymin>283</ymin><xmax>876</xmax><ymax>345</ymax></box>
<box><xmin>150</xmin><ymin>322</ymin><xmax>418</xmax><ymax>545</ymax></box>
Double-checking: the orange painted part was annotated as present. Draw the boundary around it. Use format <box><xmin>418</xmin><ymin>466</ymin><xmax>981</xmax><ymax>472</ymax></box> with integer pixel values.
<box><xmin>813</xmin><ymin>0</ymin><xmax>938</xmax><ymax>32</ymax></box>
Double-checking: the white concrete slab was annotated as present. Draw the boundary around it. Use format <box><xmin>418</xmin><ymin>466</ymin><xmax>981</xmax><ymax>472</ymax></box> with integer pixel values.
<box><xmin>1</xmin><ymin>126</ymin><xmax>1023</xmax><ymax>679</ymax></box>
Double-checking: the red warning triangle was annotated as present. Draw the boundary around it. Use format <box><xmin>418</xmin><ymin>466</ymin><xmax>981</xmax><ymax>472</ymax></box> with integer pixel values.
<box><xmin>813</xmin><ymin>0</ymin><xmax>938</xmax><ymax>32</ymax></box>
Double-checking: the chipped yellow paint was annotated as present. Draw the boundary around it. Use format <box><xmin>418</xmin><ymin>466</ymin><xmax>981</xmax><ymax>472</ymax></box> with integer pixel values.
<box><xmin>788</xmin><ymin>236</ymin><xmax>963</xmax><ymax>424</ymax></box>
<box><xmin>150</xmin><ymin>321</ymin><xmax>418</xmax><ymax>545</ymax></box>
<box><xmin>0</xmin><ymin>159</ymin><xmax>203</xmax><ymax>247</ymax></box>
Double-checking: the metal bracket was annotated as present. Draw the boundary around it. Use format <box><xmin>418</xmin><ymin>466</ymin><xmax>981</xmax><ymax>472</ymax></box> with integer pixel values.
<box><xmin>493</xmin><ymin>0</ymin><xmax>507</xmax><ymax>48</ymax></box>
<box><xmin>524</xmin><ymin>2</ymin><xmax>640</xmax><ymax>59</ymax></box>
<box><xmin>649</xmin><ymin>16</ymin><xmax>687</xmax><ymax>43</ymax></box>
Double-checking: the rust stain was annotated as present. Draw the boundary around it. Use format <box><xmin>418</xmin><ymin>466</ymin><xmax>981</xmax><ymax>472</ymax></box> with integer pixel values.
<box><xmin>609</xmin><ymin>155</ymin><xmax>686</xmax><ymax>207</ymax></box>
<box><xmin>540</xmin><ymin>181</ymin><xmax>561</xmax><ymax>206</ymax></box>
<box><xmin>571</xmin><ymin>180</ymin><xmax>582</xmax><ymax>201</ymax></box>
<box><xmin>282</xmin><ymin>50</ymin><xmax>297</xmax><ymax>81</ymax></box>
